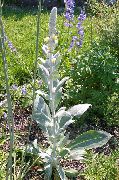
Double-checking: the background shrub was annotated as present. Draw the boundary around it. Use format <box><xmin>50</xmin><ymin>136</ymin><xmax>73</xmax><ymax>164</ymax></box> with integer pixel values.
<box><xmin>82</xmin><ymin>150</ymin><xmax>119</xmax><ymax>180</ymax></box>
<box><xmin>61</xmin><ymin>42</ymin><xmax>118</xmax><ymax>126</ymax></box>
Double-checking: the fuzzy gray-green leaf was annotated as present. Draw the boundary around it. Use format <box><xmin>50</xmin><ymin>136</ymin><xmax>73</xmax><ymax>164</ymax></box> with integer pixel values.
<box><xmin>44</xmin><ymin>162</ymin><xmax>52</xmax><ymax>180</ymax></box>
<box><xmin>55</xmin><ymin>77</ymin><xmax>69</xmax><ymax>93</ymax></box>
<box><xmin>67</xmin><ymin>104</ymin><xmax>91</xmax><ymax>117</ymax></box>
<box><xmin>38</xmin><ymin>64</ymin><xmax>49</xmax><ymax>84</ymax></box>
<box><xmin>33</xmin><ymin>95</ymin><xmax>51</xmax><ymax>131</ymax></box>
<box><xmin>67</xmin><ymin>130</ymin><xmax>112</xmax><ymax>150</ymax></box>
<box><xmin>56</xmin><ymin>165</ymin><xmax>68</xmax><ymax>180</ymax></box>
<box><xmin>36</xmin><ymin>90</ymin><xmax>49</xmax><ymax>101</ymax></box>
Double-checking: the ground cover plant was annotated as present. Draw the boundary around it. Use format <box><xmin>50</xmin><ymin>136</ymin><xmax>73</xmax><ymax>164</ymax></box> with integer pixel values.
<box><xmin>0</xmin><ymin>0</ymin><xmax>119</xmax><ymax>179</ymax></box>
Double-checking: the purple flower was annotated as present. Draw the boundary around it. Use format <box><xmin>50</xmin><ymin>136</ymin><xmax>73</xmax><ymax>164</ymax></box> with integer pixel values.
<box><xmin>72</xmin><ymin>36</ymin><xmax>78</xmax><ymax>40</ymax></box>
<box><xmin>64</xmin><ymin>0</ymin><xmax>75</xmax><ymax>24</ymax></box>
<box><xmin>12</xmin><ymin>84</ymin><xmax>18</xmax><ymax>90</ymax></box>
<box><xmin>21</xmin><ymin>86</ymin><xmax>27</xmax><ymax>95</ymax></box>
<box><xmin>76</xmin><ymin>10</ymin><xmax>86</xmax><ymax>48</ymax></box>
<box><xmin>64</xmin><ymin>22</ymin><xmax>73</xmax><ymax>27</ymax></box>
<box><xmin>68</xmin><ymin>36</ymin><xmax>77</xmax><ymax>51</ymax></box>
<box><xmin>3</xmin><ymin>112</ymin><xmax>7</xmax><ymax>119</ymax></box>
<box><xmin>76</xmin><ymin>22</ymin><xmax>82</xmax><ymax>28</ymax></box>
<box><xmin>78</xmin><ymin>28</ymin><xmax>84</xmax><ymax>36</ymax></box>
<box><xmin>78</xmin><ymin>11</ymin><xmax>86</xmax><ymax>21</ymax></box>
<box><xmin>4</xmin><ymin>34</ymin><xmax>17</xmax><ymax>53</ymax></box>
<box><xmin>76</xmin><ymin>40</ymin><xmax>83</xmax><ymax>47</ymax></box>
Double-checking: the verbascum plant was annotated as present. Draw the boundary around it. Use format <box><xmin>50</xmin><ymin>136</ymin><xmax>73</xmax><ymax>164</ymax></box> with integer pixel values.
<box><xmin>32</xmin><ymin>7</ymin><xmax>112</xmax><ymax>180</ymax></box>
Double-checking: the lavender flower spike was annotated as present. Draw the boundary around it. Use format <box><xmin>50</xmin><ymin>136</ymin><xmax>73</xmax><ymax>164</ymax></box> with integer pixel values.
<box><xmin>78</xmin><ymin>11</ymin><xmax>86</xmax><ymax>21</ymax></box>
<box><xmin>64</xmin><ymin>0</ymin><xmax>75</xmax><ymax>27</ymax></box>
<box><xmin>21</xmin><ymin>86</ymin><xmax>27</xmax><ymax>95</ymax></box>
<box><xmin>76</xmin><ymin>10</ymin><xmax>86</xmax><ymax>48</ymax></box>
<box><xmin>4</xmin><ymin>34</ymin><xmax>17</xmax><ymax>53</ymax></box>
<box><xmin>12</xmin><ymin>84</ymin><xmax>18</xmax><ymax>90</ymax></box>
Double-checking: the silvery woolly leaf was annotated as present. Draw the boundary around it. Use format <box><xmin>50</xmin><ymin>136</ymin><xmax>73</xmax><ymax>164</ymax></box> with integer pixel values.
<box><xmin>54</xmin><ymin>87</ymin><xmax>62</xmax><ymax>109</ymax></box>
<box><xmin>56</xmin><ymin>165</ymin><xmax>68</xmax><ymax>180</ymax></box>
<box><xmin>33</xmin><ymin>95</ymin><xmax>51</xmax><ymax>131</ymax></box>
<box><xmin>69</xmin><ymin>149</ymin><xmax>85</xmax><ymax>160</ymax></box>
<box><xmin>55</xmin><ymin>108</ymin><xmax>66</xmax><ymax>119</ymax></box>
<box><xmin>67</xmin><ymin>130</ymin><xmax>112</xmax><ymax>160</ymax></box>
<box><xmin>36</xmin><ymin>90</ymin><xmax>49</xmax><ymax>101</ymax></box>
<box><xmin>57</xmin><ymin>133</ymin><xmax>69</xmax><ymax>148</ymax></box>
<box><xmin>34</xmin><ymin>95</ymin><xmax>51</xmax><ymax>118</ymax></box>
<box><xmin>55</xmin><ymin>108</ymin><xmax>73</xmax><ymax>132</ymax></box>
<box><xmin>67</xmin><ymin>104</ymin><xmax>91</xmax><ymax>117</ymax></box>
<box><xmin>60</xmin><ymin>119</ymin><xmax>74</xmax><ymax>132</ymax></box>
<box><xmin>55</xmin><ymin>77</ymin><xmax>69</xmax><ymax>93</ymax></box>
<box><xmin>38</xmin><ymin>64</ymin><xmax>49</xmax><ymax>84</ymax></box>
<box><xmin>49</xmin><ymin>70</ymin><xmax>60</xmax><ymax>80</ymax></box>
<box><xmin>42</xmin><ymin>45</ymin><xmax>49</xmax><ymax>55</ymax></box>
<box><xmin>52</xmin><ymin>52</ymin><xmax>61</xmax><ymax>70</ymax></box>
<box><xmin>44</xmin><ymin>162</ymin><xmax>52</xmax><ymax>180</ymax></box>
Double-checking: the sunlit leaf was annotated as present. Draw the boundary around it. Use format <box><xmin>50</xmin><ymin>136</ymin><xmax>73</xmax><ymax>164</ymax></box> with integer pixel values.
<box><xmin>56</xmin><ymin>165</ymin><xmax>68</xmax><ymax>180</ymax></box>
<box><xmin>67</xmin><ymin>104</ymin><xmax>91</xmax><ymax>117</ymax></box>
<box><xmin>67</xmin><ymin>130</ymin><xmax>112</xmax><ymax>160</ymax></box>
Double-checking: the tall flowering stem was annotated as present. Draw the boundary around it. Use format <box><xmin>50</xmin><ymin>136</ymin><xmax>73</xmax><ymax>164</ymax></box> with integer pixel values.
<box><xmin>69</xmin><ymin>10</ymin><xmax>86</xmax><ymax>51</ymax></box>
<box><xmin>0</xmin><ymin>1</ymin><xmax>14</xmax><ymax>180</ymax></box>
<box><xmin>64</xmin><ymin>0</ymin><xmax>86</xmax><ymax>51</ymax></box>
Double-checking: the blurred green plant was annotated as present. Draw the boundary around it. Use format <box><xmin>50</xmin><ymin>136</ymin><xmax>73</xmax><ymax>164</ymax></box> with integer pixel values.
<box><xmin>99</xmin><ymin>2</ymin><xmax>119</xmax><ymax>58</ymax></box>
<box><xmin>62</xmin><ymin>41</ymin><xmax>118</xmax><ymax>126</ymax></box>
<box><xmin>82</xmin><ymin>150</ymin><xmax>119</xmax><ymax>180</ymax></box>
<box><xmin>105</xmin><ymin>92</ymin><xmax>119</xmax><ymax>126</ymax></box>
<box><xmin>0</xmin><ymin>151</ymin><xmax>6</xmax><ymax>179</ymax></box>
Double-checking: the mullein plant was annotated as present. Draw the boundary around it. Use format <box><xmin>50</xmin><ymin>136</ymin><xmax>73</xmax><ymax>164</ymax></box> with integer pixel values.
<box><xmin>31</xmin><ymin>7</ymin><xmax>112</xmax><ymax>179</ymax></box>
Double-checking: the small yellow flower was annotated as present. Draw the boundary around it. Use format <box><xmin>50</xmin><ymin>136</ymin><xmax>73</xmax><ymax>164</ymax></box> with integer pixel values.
<box><xmin>52</xmin><ymin>34</ymin><xmax>58</xmax><ymax>41</ymax></box>
<box><xmin>51</xmin><ymin>58</ymin><xmax>56</xmax><ymax>64</ymax></box>
<box><xmin>44</xmin><ymin>37</ymin><xmax>50</xmax><ymax>43</ymax></box>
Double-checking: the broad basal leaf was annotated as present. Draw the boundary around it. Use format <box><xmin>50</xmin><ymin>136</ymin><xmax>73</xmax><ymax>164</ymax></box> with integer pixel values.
<box><xmin>67</xmin><ymin>130</ymin><xmax>112</xmax><ymax>150</ymax></box>
<box><xmin>67</xmin><ymin>130</ymin><xmax>112</xmax><ymax>160</ymax></box>
<box><xmin>67</xmin><ymin>104</ymin><xmax>91</xmax><ymax>117</ymax></box>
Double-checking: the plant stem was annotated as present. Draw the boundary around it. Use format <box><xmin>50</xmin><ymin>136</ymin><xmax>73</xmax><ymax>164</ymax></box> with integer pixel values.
<box><xmin>0</xmin><ymin>4</ymin><xmax>14</xmax><ymax>180</ymax></box>
<box><xmin>49</xmin><ymin>53</ymin><xmax>56</xmax><ymax>157</ymax></box>
<box><xmin>32</xmin><ymin>0</ymin><xmax>41</xmax><ymax>133</ymax></box>
<box><xmin>18</xmin><ymin>1</ymin><xmax>41</xmax><ymax>178</ymax></box>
